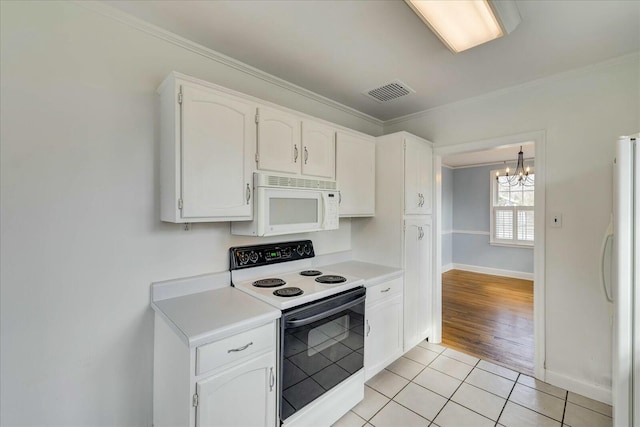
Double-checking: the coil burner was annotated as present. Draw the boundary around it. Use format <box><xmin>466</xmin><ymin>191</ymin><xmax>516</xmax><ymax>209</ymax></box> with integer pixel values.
<box><xmin>273</xmin><ymin>287</ymin><xmax>304</xmax><ymax>297</ymax></box>
<box><xmin>314</xmin><ymin>275</ymin><xmax>347</xmax><ymax>284</ymax></box>
<box><xmin>252</xmin><ymin>278</ymin><xmax>286</xmax><ymax>288</ymax></box>
<box><xmin>300</xmin><ymin>270</ymin><xmax>322</xmax><ymax>277</ymax></box>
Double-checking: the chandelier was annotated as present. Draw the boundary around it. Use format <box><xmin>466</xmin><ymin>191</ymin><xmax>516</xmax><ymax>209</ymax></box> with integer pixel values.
<box><xmin>495</xmin><ymin>146</ymin><xmax>534</xmax><ymax>187</ymax></box>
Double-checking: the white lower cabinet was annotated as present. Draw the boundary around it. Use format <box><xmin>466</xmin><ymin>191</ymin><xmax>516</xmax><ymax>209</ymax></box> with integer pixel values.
<box><xmin>364</xmin><ymin>278</ymin><xmax>404</xmax><ymax>380</ymax></box>
<box><xmin>197</xmin><ymin>351</ymin><xmax>276</xmax><ymax>427</ymax></box>
<box><xmin>153</xmin><ymin>316</ymin><xmax>278</xmax><ymax>427</ymax></box>
<box><xmin>403</xmin><ymin>217</ymin><xmax>433</xmax><ymax>350</ymax></box>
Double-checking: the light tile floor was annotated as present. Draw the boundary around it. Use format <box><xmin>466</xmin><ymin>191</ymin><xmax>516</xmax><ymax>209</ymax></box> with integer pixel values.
<box><xmin>333</xmin><ymin>341</ymin><xmax>613</xmax><ymax>427</ymax></box>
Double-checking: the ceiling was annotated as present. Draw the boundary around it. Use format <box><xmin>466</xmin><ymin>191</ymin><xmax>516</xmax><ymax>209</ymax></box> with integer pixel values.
<box><xmin>105</xmin><ymin>1</ymin><xmax>640</xmax><ymax>121</ymax></box>
<box><xmin>442</xmin><ymin>142</ymin><xmax>534</xmax><ymax>168</ymax></box>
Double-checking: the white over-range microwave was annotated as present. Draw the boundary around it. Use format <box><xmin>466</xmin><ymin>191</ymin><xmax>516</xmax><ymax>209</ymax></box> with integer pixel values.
<box><xmin>231</xmin><ymin>173</ymin><xmax>339</xmax><ymax>237</ymax></box>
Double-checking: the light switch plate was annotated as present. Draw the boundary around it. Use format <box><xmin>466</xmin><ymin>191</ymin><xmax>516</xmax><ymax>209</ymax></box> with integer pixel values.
<box><xmin>550</xmin><ymin>213</ymin><xmax>562</xmax><ymax>228</ymax></box>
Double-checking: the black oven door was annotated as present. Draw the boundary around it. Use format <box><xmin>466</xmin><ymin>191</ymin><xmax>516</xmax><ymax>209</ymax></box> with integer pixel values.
<box><xmin>279</xmin><ymin>287</ymin><xmax>366</xmax><ymax>422</ymax></box>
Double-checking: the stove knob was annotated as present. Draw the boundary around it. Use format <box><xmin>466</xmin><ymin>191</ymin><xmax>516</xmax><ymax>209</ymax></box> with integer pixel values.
<box><xmin>296</xmin><ymin>245</ymin><xmax>304</xmax><ymax>256</ymax></box>
<box><xmin>303</xmin><ymin>244</ymin><xmax>311</xmax><ymax>255</ymax></box>
<box><xmin>249</xmin><ymin>251</ymin><xmax>259</xmax><ymax>263</ymax></box>
<box><xmin>238</xmin><ymin>252</ymin><xmax>250</xmax><ymax>264</ymax></box>
<box><xmin>283</xmin><ymin>247</ymin><xmax>292</xmax><ymax>257</ymax></box>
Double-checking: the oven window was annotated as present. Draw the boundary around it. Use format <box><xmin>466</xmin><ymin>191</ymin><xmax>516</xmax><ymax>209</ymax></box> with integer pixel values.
<box><xmin>269</xmin><ymin>198</ymin><xmax>318</xmax><ymax>225</ymax></box>
<box><xmin>281</xmin><ymin>303</ymin><xmax>364</xmax><ymax>421</ymax></box>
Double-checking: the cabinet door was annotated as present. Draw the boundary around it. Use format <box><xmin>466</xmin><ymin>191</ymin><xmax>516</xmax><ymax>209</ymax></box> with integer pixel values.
<box><xmin>365</xmin><ymin>294</ymin><xmax>403</xmax><ymax>380</ymax></box>
<box><xmin>181</xmin><ymin>85</ymin><xmax>255</xmax><ymax>220</ymax></box>
<box><xmin>336</xmin><ymin>132</ymin><xmax>375</xmax><ymax>217</ymax></box>
<box><xmin>403</xmin><ymin>217</ymin><xmax>433</xmax><ymax>350</ymax></box>
<box><xmin>301</xmin><ymin>120</ymin><xmax>336</xmax><ymax>179</ymax></box>
<box><xmin>196</xmin><ymin>351</ymin><xmax>276</xmax><ymax>427</ymax></box>
<box><xmin>257</xmin><ymin>106</ymin><xmax>301</xmax><ymax>174</ymax></box>
<box><xmin>417</xmin><ymin>220</ymin><xmax>433</xmax><ymax>340</ymax></box>
<box><xmin>404</xmin><ymin>138</ymin><xmax>432</xmax><ymax>215</ymax></box>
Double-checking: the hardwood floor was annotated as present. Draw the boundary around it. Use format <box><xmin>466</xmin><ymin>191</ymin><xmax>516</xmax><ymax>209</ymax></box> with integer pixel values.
<box><xmin>441</xmin><ymin>269</ymin><xmax>534</xmax><ymax>375</ymax></box>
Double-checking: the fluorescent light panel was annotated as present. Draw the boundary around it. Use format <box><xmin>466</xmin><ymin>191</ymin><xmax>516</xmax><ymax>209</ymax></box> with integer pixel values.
<box><xmin>406</xmin><ymin>0</ymin><xmax>507</xmax><ymax>53</ymax></box>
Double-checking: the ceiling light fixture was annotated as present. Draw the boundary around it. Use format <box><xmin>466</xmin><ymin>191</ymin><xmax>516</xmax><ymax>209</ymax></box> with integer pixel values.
<box><xmin>405</xmin><ymin>0</ymin><xmax>521</xmax><ymax>53</ymax></box>
<box><xmin>496</xmin><ymin>146</ymin><xmax>534</xmax><ymax>187</ymax></box>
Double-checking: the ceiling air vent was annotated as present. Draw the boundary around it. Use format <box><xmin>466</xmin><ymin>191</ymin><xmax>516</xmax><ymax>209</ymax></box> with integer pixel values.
<box><xmin>364</xmin><ymin>80</ymin><xmax>415</xmax><ymax>103</ymax></box>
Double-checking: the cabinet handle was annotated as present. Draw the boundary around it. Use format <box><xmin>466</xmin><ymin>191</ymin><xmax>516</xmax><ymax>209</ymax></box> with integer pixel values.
<box><xmin>294</xmin><ymin>144</ymin><xmax>298</xmax><ymax>163</ymax></box>
<box><xmin>418</xmin><ymin>226</ymin><xmax>424</xmax><ymax>240</ymax></box>
<box><xmin>269</xmin><ymin>367</ymin><xmax>275</xmax><ymax>391</ymax></box>
<box><xmin>246</xmin><ymin>184</ymin><xmax>251</xmax><ymax>204</ymax></box>
<box><xmin>228</xmin><ymin>341</ymin><xmax>253</xmax><ymax>353</ymax></box>
<box><xmin>339</xmin><ymin>191</ymin><xmax>342</xmax><ymax>205</ymax></box>
<box><xmin>366</xmin><ymin>319</ymin><xmax>371</xmax><ymax>337</ymax></box>
<box><xmin>381</xmin><ymin>287</ymin><xmax>391</xmax><ymax>293</ymax></box>
<box><xmin>304</xmin><ymin>146</ymin><xmax>309</xmax><ymax>164</ymax></box>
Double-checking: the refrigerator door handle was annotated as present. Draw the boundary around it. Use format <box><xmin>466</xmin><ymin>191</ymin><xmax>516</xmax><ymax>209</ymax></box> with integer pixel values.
<box><xmin>600</xmin><ymin>225</ymin><xmax>614</xmax><ymax>302</ymax></box>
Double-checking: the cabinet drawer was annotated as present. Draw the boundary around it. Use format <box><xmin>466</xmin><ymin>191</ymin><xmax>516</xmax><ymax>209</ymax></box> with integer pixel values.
<box><xmin>196</xmin><ymin>322</ymin><xmax>275</xmax><ymax>376</ymax></box>
<box><xmin>366</xmin><ymin>277</ymin><xmax>403</xmax><ymax>305</ymax></box>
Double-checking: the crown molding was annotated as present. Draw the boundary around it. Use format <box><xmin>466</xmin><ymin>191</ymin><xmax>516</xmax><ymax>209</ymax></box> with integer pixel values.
<box><xmin>384</xmin><ymin>51</ymin><xmax>640</xmax><ymax>127</ymax></box>
<box><xmin>75</xmin><ymin>1</ymin><xmax>384</xmax><ymax>128</ymax></box>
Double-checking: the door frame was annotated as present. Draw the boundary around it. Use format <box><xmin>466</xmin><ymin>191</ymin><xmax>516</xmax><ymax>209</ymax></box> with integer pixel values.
<box><xmin>432</xmin><ymin>130</ymin><xmax>546</xmax><ymax>380</ymax></box>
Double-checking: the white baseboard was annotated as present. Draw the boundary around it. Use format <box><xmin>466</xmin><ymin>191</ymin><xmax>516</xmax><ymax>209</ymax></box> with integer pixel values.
<box><xmin>544</xmin><ymin>369</ymin><xmax>612</xmax><ymax>405</ymax></box>
<box><xmin>449</xmin><ymin>263</ymin><xmax>534</xmax><ymax>280</ymax></box>
<box><xmin>442</xmin><ymin>263</ymin><xmax>454</xmax><ymax>272</ymax></box>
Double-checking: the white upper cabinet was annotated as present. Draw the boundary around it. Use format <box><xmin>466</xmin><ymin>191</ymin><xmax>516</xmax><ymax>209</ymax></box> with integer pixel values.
<box><xmin>256</xmin><ymin>106</ymin><xmax>301</xmax><ymax>175</ymax></box>
<box><xmin>404</xmin><ymin>136</ymin><xmax>432</xmax><ymax>215</ymax></box>
<box><xmin>159</xmin><ymin>75</ymin><xmax>255</xmax><ymax>223</ymax></box>
<box><xmin>159</xmin><ymin>72</ymin><xmax>376</xmax><ymax>224</ymax></box>
<box><xmin>336</xmin><ymin>132</ymin><xmax>375</xmax><ymax>217</ymax></box>
<box><xmin>301</xmin><ymin>120</ymin><xmax>336</xmax><ymax>179</ymax></box>
<box><xmin>257</xmin><ymin>109</ymin><xmax>337</xmax><ymax>179</ymax></box>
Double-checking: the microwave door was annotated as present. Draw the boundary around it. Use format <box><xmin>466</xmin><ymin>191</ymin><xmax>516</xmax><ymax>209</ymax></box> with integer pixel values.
<box><xmin>264</xmin><ymin>189</ymin><xmax>323</xmax><ymax>235</ymax></box>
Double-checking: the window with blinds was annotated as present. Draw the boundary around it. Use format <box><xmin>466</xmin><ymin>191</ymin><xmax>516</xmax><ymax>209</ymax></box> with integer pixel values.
<box><xmin>490</xmin><ymin>171</ymin><xmax>534</xmax><ymax>246</ymax></box>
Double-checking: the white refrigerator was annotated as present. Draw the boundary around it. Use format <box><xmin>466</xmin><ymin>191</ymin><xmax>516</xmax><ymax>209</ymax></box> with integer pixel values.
<box><xmin>611</xmin><ymin>134</ymin><xmax>640</xmax><ymax>427</ymax></box>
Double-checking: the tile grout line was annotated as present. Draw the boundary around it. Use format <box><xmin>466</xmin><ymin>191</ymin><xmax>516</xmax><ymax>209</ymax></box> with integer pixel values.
<box><xmin>373</xmin><ymin>356</ymin><xmax>434</xmax><ymax>425</ymax></box>
<box><xmin>426</xmin><ymin>357</ymin><xmax>483</xmax><ymax>426</ymax></box>
<box><xmin>494</xmin><ymin>372</ymin><xmax>520</xmax><ymax>426</ymax></box>
<box><xmin>355</xmin><ymin>344</ymin><xmax>612</xmax><ymax>427</ymax></box>
<box><xmin>351</xmin><ymin>343</ymin><xmax>435</xmax><ymax>423</ymax></box>
<box><xmin>561</xmin><ymin>390</ymin><xmax>568</xmax><ymax>426</ymax></box>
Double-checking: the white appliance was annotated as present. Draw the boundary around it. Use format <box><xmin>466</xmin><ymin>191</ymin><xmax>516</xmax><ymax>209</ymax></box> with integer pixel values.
<box><xmin>231</xmin><ymin>173</ymin><xmax>339</xmax><ymax>236</ymax></box>
<box><xmin>229</xmin><ymin>240</ymin><xmax>365</xmax><ymax>427</ymax></box>
<box><xmin>610</xmin><ymin>134</ymin><xmax>640</xmax><ymax>427</ymax></box>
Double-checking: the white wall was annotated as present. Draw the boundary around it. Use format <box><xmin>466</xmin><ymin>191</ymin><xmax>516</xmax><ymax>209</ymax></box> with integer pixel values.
<box><xmin>0</xmin><ymin>2</ymin><xmax>382</xmax><ymax>426</ymax></box>
<box><xmin>386</xmin><ymin>54</ymin><xmax>640</xmax><ymax>399</ymax></box>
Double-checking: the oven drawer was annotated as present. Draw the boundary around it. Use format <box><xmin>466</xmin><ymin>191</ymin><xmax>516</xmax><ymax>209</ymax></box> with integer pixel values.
<box><xmin>196</xmin><ymin>322</ymin><xmax>275</xmax><ymax>376</ymax></box>
<box><xmin>366</xmin><ymin>277</ymin><xmax>403</xmax><ymax>305</ymax></box>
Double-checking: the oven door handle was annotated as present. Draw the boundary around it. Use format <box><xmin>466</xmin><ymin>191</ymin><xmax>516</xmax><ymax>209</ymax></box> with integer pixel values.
<box><xmin>284</xmin><ymin>295</ymin><xmax>365</xmax><ymax>328</ymax></box>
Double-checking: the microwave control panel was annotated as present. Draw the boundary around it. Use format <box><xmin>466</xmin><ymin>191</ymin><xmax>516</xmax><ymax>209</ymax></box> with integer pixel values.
<box><xmin>229</xmin><ymin>240</ymin><xmax>315</xmax><ymax>270</ymax></box>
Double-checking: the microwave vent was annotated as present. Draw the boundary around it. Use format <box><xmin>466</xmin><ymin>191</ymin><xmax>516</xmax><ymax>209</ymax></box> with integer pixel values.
<box><xmin>261</xmin><ymin>174</ymin><xmax>337</xmax><ymax>190</ymax></box>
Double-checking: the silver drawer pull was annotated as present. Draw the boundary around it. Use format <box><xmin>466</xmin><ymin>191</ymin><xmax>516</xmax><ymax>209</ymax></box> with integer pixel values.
<box><xmin>381</xmin><ymin>287</ymin><xmax>391</xmax><ymax>293</ymax></box>
<box><xmin>228</xmin><ymin>342</ymin><xmax>253</xmax><ymax>353</ymax></box>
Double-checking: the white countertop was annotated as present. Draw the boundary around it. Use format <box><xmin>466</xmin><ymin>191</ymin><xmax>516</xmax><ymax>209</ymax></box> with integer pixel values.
<box><xmin>150</xmin><ymin>259</ymin><xmax>402</xmax><ymax>348</ymax></box>
<box><xmin>152</xmin><ymin>286</ymin><xmax>280</xmax><ymax>348</ymax></box>
<box><xmin>319</xmin><ymin>261</ymin><xmax>403</xmax><ymax>287</ymax></box>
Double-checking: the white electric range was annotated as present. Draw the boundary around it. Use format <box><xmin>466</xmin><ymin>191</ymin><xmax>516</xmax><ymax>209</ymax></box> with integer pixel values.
<box><xmin>229</xmin><ymin>240</ymin><xmax>366</xmax><ymax>427</ymax></box>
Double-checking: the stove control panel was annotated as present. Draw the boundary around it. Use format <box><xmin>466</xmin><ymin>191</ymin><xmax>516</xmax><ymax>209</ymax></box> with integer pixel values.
<box><xmin>229</xmin><ymin>240</ymin><xmax>315</xmax><ymax>270</ymax></box>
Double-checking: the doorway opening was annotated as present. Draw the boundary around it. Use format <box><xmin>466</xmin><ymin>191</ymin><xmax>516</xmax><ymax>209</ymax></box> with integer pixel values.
<box><xmin>433</xmin><ymin>131</ymin><xmax>546</xmax><ymax>379</ymax></box>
